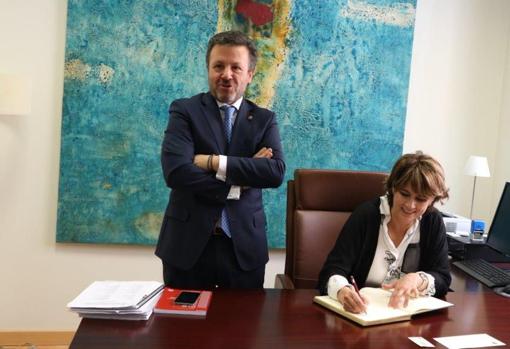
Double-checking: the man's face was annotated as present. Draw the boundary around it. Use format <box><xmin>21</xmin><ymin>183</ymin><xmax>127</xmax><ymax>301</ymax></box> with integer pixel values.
<box><xmin>208</xmin><ymin>44</ymin><xmax>254</xmax><ymax>104</ymax></box>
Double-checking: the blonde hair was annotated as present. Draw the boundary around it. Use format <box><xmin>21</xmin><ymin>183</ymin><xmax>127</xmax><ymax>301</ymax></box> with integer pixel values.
<box><xmin>385</xmin><ymin>151</ymin><xmax>449</xmax><ymax>207</ymax></box>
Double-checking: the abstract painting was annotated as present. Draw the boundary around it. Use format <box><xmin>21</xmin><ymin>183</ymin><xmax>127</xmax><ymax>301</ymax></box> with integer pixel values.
<box><xmin>57</xmin><ymin>0</ymin><xmax>416</xmax><ymax>247</ymax></box>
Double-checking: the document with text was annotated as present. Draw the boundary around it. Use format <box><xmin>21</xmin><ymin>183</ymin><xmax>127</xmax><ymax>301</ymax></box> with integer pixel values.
<box><xmin>67</xmin><ymin>280</ymin><xmax>164</xmax><ymax>310</ymax></box>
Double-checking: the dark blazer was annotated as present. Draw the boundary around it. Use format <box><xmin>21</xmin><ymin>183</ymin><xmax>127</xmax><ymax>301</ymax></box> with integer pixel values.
<box><xmin>156</xmin><ymin>92</ymin><xmax>285</xmax><ymax>271</ymax></box>
<box><xmin>318</xmin><ymin>198</ymin><xmax>451</xmax><ymax>297</ymax></box>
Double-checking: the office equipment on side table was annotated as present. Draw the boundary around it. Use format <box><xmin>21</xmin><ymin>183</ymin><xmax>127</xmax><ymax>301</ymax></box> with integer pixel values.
<box><xmin>447</xmin><ymin>235</ymin><xmax>510</xmax><ymax>262</ymax></box>
<box><xmin>469</xmin><ymin>219</ymin><xmax>485</xmax><ymax>241</ymax></box>
<box><xmin>453</xmin><ymin>182</ymin><xmax>510</xmax><ymax>291</ymax></box>
<box><xmin>443</xmin><ymin>211</ymin><xmax>471</xmax><ymax>236</ymax></box>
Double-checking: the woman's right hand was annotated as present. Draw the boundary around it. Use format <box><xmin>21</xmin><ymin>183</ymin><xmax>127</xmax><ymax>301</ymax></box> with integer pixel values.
<box><xmin>337</xmin><ymin>286</ymin><xmax>368</xmax><ymax>314</ymax></box>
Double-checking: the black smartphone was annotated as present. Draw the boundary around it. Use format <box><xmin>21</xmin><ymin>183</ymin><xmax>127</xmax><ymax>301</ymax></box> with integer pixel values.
<box><xmin>174</xmin><ymin>291</ymin><xmax>201</xmax><ymax>305</ymax></box>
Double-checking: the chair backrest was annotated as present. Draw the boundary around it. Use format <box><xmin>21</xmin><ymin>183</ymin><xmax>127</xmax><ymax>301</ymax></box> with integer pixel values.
<box><xmin>285</xmin><ymin>169</ymin><xmax>388</xmax><ymax>288</ymax></box>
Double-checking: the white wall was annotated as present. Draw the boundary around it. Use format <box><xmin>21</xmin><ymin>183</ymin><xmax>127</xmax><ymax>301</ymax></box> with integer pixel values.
<box><xmin>1</xmin><ymin>0</ymin><xmax>509</xmax><ymax>330</ymax></box>
<box><xmin>404</xmin><ymin>0</ymin><xmax>510</xmax><ymax>222</ymax></box>
<box><xmin>493</xmin><ymin>18</ymin><xmax>510</xmax><ymax>205</ymax></box>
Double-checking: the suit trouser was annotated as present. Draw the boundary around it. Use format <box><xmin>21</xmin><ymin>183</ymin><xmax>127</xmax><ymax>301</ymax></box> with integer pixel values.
<box><xmin>162</xmin><ymin>233</ymin><xmax>265</xmax><ymax>289</ymax></box>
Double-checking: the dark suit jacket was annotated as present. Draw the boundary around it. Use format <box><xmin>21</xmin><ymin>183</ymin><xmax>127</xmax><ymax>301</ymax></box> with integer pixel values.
<box><xmin>156</xmin><ymin>92</ymin><xmax>286</xmax><ymax>271</ymax></box>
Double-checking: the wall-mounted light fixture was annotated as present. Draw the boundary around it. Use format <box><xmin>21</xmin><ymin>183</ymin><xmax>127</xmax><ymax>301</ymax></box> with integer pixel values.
<box><xmin>0</xmin><ymin>74</ymin><xmax>32</xmax><ymax>115</ymax></box>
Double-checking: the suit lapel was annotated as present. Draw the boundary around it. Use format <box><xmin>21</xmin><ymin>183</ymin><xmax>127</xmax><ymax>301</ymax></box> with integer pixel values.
<box><xmin>200</xmin><ymin>93</ymin><xmax>225</xmax><ymax>153</ymax></box>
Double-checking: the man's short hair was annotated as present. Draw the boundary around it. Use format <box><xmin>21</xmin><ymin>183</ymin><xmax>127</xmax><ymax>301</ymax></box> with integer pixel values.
<box><xmin>206</xmin><ymin>30</ymin><xmax>258</xmax><ymax>71</ymax></box>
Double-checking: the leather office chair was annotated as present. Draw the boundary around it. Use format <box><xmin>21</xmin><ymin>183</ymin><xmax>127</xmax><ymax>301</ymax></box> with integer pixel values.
<box><xmin>275</xmin><ymin>169</ymin><xmax>388</xmax><ymax>289</ymax></box>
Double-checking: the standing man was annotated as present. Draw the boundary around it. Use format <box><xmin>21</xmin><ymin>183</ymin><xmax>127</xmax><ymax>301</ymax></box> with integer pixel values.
<box><xmin>156</xmin><ymin>31</ymin><xmax>286</xmax><ymax>289</ymax></box>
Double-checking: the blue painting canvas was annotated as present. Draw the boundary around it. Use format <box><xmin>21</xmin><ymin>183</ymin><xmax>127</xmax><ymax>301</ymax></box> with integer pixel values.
<box><xmin>57</xmin><ymin>0</ymin><xmax>416</xmax><ymax>247</ymax></box>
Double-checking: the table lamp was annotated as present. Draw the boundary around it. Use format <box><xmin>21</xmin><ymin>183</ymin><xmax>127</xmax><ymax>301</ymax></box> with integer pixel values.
<box><xmin>0</xmin><ymin>74</ymin><xmax>32</xmax><ymax>115</ymax></box>
<box><xmin>464</xmin><ymin>155</ymin><xmax>490</xmax><ymax>219</ymax></box>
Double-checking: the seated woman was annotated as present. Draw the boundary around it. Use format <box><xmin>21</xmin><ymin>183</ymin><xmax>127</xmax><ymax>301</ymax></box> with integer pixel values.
<box><xmin>318</xmin><ymin>151</ymin><xmax>451</xmax><ymax>314</ymax></box>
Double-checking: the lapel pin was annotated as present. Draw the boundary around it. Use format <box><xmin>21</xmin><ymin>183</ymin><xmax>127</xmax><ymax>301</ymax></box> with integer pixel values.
<box><xmin>248</xmin><ymin>115</ymin><xmax>253</xmax><ymax>121</ymax></box>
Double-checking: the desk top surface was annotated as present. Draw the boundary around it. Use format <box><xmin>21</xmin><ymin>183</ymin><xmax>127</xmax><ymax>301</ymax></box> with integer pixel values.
<box><xmin>70</xmin><ymin>267</ymin><xmax>510</xmax><ymax>349</ymax></box>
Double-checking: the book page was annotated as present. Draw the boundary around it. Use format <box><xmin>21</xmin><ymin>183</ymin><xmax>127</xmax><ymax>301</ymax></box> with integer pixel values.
<box><xmin>359</xmin><ymin>287</ymin><xmax>452</xmax><ymax>319</ymax></box>
<box><xmin>357</xmin><ymin>288</ymin><xmax>410</xmax><ymax>322</ymax></box>
<box><xmin>405</xmin><ymin>292</ymin><xmax>453</xmax><ymax>313</ymax></box>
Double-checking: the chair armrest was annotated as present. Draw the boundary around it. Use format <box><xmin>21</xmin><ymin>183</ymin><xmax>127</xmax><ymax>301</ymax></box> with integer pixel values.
<box><xmin>274</xmin><ymin>274</ymin><xmax>295</xmax><ymax>289</ymax></box>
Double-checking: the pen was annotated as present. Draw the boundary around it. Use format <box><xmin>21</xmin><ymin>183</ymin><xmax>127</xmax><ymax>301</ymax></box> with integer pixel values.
<box><xmin>350</xmin><ymin>275</ymin><xmax>367</xmax><ymax>314</ymax></box>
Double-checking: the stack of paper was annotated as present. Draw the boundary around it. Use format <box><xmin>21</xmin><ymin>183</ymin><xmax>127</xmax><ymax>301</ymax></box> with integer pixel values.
<box><xmin>67</xmin><ymin>281</ymin><xmax>164</xmax><ymax>320</ymax></box>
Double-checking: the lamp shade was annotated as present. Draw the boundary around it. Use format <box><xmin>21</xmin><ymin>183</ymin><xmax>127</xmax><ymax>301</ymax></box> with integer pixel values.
<box><xmin>464</xmin><ymin>155</ymin><xmax>490</xmax><ymax>177</ymax></box>
<box><xmin>0</xmin><ymin>74</ymin><xmax>32</xmax><ymax>115</ymax></box>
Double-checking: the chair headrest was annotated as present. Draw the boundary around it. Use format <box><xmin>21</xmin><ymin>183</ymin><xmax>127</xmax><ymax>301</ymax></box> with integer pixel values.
<box><xmin>294</xmin><ymin>169</ymin><xmax>387</xmax><ymax>211</ymax></box>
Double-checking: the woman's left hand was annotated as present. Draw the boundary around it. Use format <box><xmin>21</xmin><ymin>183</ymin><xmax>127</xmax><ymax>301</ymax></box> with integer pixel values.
<box><xmin>382</xmin><ymin>273</ymin><xmax>422</xmax><ymax>309</ymax></box>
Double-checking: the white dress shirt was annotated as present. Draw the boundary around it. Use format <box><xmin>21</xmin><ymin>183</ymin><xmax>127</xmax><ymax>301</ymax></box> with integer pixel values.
<box><xmin>215</xmin><ymin>97</ymin><xmax>243</xmax><ymax>200</ymax></box>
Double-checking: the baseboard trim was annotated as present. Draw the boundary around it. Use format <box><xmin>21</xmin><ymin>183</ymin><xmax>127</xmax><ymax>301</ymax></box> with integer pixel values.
<box><xmin>0</xmin><ymin>331</ymin><xmax>74</xmax><ymax>346</ymax></box>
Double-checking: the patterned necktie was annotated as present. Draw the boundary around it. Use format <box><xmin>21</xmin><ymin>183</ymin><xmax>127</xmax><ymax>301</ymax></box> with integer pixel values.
<box><xmin>221</xmin><ymin>105</ymin><xmax>235</xmax><ymax>144</ymax></box>
<box><xmin>219</xmin><ymin>105</ymin><xmax>235</xmax><ymax>237</ymax></box>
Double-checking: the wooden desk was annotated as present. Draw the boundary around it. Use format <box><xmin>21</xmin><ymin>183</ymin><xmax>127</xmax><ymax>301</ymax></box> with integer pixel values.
<box><xmin>70</xmin><ymin>267</ymin><xmax>510</xmax><ymax>349</ymax></box>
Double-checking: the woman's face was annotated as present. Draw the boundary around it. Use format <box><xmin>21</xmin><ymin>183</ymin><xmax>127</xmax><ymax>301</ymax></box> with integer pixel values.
<box><xmin>391</xmin><ymin>184</ymin><xmax>434</xmax><ymax>226</ymax></box>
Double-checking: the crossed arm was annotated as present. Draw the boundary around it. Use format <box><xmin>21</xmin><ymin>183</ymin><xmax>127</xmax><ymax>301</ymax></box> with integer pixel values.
<box><xmin>162</xmin><ymin>101</ymin><xmax>285</xmax><ymax>202</ymax></box>
<box><xmin>193</xmin><ymin>147</ymin><xmax>274</xmax><ymax>171</ymax></box>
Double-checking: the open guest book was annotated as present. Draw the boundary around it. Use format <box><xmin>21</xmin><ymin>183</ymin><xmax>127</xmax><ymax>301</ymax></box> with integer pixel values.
<box><xmin>314</xmin><ymin>287</ymin><xmax>453</xmax><ymax>326</ymax></box>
